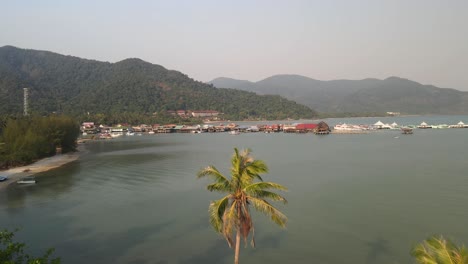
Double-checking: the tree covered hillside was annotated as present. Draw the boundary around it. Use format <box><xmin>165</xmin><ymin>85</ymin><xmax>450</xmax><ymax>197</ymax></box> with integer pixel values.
<box><xmin>211</xmin><ymin>75</ymin><xmax>468</xmax><ymax>115</ymax></box>
<box><xmin>0</xmin><ymin>46</ymin><xmax>316</xmax><ymax>121</ymax></box>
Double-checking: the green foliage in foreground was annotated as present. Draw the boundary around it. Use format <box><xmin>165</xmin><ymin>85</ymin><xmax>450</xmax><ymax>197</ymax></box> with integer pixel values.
<box><xmin>0</xmin><ymin>115</ymin><xmax>80</xmax><ymax>169</ymax></box>
<box><xmin>197</xmin><ymin>148</ymin><xmax>287</xmax><ymax>264</ymax></box>
<box><xmin>412</xmin><ymin>236</ymin><xmax>468</xmax><ymax>264</ymax></box>
<box><xmin>0</xmin><ymin>229</ymin><xmax>60</xmax><ymax>264</ymax></box>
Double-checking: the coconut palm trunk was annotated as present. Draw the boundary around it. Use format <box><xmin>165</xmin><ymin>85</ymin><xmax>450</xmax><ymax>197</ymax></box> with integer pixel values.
<box><xmin>234</xmin><ymin>229</ymin><xmax>241</xmax><ymax>264</ymax></box>
<box><xmin>197</xmin><ymin>148</ymin><xmax>288</xmax><ymax>264</ymax></box>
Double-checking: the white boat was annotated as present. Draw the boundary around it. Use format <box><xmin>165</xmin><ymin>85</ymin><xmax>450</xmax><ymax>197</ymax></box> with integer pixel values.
<box><xmin>17</xmin><ymin>176</ymin><xmax>36</xmax><ymax>184</ymax></box>
<box><xmin>229</xmin><ymin>130</ymin><xmax>240</xmax><ymax>135</ymax></box>
<box><xmin>390</xmin><ymin>122</ymin><xmax>400</xmax><ymax>129</ymax></box>
<box><xmin>417</xmin><ymin>122</ymin><xmax>432</xmax><ymax>129</ymax></box>
<box><xmin>449</xmin><ymin>121</ymin><xmax>466</xmax><ymax>128</ymax></box>
<box><xmin>334</xmin><ymin>123</ymin><xmax>364</xmax><ymax>131</ymax></box>
<box><xmin>110</xmin><ymin>132</ymin><xmax>123</xmax><ymax>138</ymax></box>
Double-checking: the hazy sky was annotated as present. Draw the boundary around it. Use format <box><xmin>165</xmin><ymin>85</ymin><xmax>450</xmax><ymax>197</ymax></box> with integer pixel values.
<box><xmin>2</xmin><ymin>0</ymin><xmax>468</xmax><ymax>90</ymax></box>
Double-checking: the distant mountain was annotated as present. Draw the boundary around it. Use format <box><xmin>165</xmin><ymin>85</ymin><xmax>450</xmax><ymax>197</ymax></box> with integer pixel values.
<box><xmin>209</xmin><ymin>77</ymin><xmax>254</xmax><ymax>90</ymax></box>
<box><xmin>210</xmin><ymin>74</ymin><xmax>468</xmax><ymax>115</ymax></box>
<box><xmin>0</xmin><ymin>46</ymin><xmax>316</xmax><ymax>120</ymax></box>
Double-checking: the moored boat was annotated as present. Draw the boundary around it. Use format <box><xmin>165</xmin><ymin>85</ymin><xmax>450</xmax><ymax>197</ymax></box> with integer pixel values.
<box><xmin>17</xmin><ymin>176</ymin><xmax>36</xmax><ymax>184</ymax></box>
<box><xmin>417</xmin><ymin>122</ymin><xmax>432</xmax><ymax>129</ymax></box>
<box><xmin>401</xmin><ymin>127</ymin><xmax>413</xmax><ymax>134</ymax></box>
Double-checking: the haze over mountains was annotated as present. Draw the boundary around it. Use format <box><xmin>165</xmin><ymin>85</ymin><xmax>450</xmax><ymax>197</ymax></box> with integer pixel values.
<box><xmin>0</xmin><ymin>46</ymin><xmax>316</xmax><ymax>120</ymax></box>
<box><xmin>210</xmin><ymin>75</ymin><xmax>468</xmax><ymax>115</ymax></box>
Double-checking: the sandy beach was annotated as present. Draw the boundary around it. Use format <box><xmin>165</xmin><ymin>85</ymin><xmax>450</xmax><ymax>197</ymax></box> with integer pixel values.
<box><xmin>0</xmin><ymin>145</ymin><xmax>84</xmax><ymax>191</ymax></box>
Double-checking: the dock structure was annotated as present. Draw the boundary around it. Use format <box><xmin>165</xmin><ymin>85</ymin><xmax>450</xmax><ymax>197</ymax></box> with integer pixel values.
<box><xmin>314</xmin><ymin>121</ymin><xmax>331</xmax><ymax>135</ymax></box>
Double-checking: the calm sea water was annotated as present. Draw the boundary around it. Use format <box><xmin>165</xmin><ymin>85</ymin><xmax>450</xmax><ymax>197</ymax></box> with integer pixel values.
<box><xmin>1</xmin><ymin>116</ymin><xmax>468</xmax><ymax>264</ymax></box>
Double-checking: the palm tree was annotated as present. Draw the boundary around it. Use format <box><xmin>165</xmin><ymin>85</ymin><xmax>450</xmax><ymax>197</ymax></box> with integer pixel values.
<box><xmin>197</xmin><ymin>148</ymin><xmax>287</xmax><ymax>264</ymax></box>
<box><xmin>412</xmin><ymin>235</ymin><xmax>468</xmax><ymax>264</ymax></box>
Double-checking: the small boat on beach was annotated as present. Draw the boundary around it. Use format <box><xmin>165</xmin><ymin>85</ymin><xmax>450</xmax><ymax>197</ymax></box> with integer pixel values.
<box><xmin>17</xmin><ymin>176</ymin><xmax>36</xmax><ymax>184</ymax></box>
<box><xmin>0</xmin><ymin>176</ymin><xmax>8</xmax><ymax>182</ymax></box>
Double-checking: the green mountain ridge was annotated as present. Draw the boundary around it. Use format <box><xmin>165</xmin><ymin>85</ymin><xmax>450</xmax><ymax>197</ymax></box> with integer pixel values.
<box><xmin>210</xmin><ymin>75</ymin><xmax>468</xmax><ymax>115</ymax></box>
<box><xmin>0</xmin><ymin>46</ymin><xmax>316</xmax><ymax>120</ymax></box>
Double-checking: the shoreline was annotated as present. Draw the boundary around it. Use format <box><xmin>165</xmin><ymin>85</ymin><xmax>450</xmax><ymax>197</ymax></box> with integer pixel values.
<box><xmin>0</xmin><ymin>144</ymin><xmax>84</xmax><ymax>191</ymax></box>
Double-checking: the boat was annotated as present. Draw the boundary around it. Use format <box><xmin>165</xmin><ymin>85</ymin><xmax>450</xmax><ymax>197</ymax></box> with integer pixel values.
<box><xmin>390</xmin><ymin>122</ymin><xmax>400</xmax><ymax>129</ymax></box>
<box><xmin>334</xmin><ymin>123</ymin><xmax>364</xmax><ymax>131</ymax></box>
<box><xmin>0</xmin><ymin>176</ymin><xmax>8</xmax><ymax>182</ymax></box>
<box><xmin>401</xmin><ymin>127</ymin><xmax>413</xmax><ymax>134</ymax></box>
<box><xmin>417</xmin><ymin>122</ymin><xmax>432</xmax><ymax>129</ymax></box>
<box><xmin>110</xmin><ymin>132</ymin><xmax>123</xmax><ymax>138</ymax></box>
<box><xmin>449</xmin><ymin>121</ymin><xmax>466</xmax><ymax>128</ymax></box>
<box><xmin>17</xmin><ymin>176</ymin><xmax>36</xmax><ymax>184</ymax></box>
<box><xmin>229</xmin><ymin>130</ymin><xmax>240</xmax><ymax>135</ymax></box>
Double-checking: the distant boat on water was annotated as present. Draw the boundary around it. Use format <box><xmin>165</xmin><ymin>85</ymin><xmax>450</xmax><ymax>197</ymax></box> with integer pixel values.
<box><xmin>401</xmin><ymin>127</ymin><xmax>413</xmax><ymax>134</ymax></box>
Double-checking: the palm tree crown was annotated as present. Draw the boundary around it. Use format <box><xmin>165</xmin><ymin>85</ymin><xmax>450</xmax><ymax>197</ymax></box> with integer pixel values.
<box><xmin>412</xmin><ymin>235</ymin><xmax>468</xmax><ymax>264</ymax></box>
<box><xmin>197</xmin><ymin>148</ymin><xmax>287</xmax><ymax>263</ymax></box>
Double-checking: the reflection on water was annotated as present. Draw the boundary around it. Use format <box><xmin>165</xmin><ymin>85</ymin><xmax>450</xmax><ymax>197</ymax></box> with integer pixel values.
<box><xmin>1</xmin><ymin>116</ymin><xmax>468</xmax><ymax>264</ymax></box>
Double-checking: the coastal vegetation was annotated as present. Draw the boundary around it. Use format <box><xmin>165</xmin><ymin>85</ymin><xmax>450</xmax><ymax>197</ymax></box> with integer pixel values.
<box><xmin>197</xmin><ymin>148</ymin><xmax>287</xmax><ymax>264</ymax></box>
<box><xmin>412</xmin><ymin>235</ymin><xmax>468</xmax><ymax>264</ymax></box>
<box><xmin>0</xmin><ymin>115</ymin><xmax>79</xmax><ymax>169</ymax></box>
<box><xmin>0</xmin><ymin>229</ymin><xmax>60</xmax><ymax>264</ymax></box>
<box><xmin>0</xmin><ymin>46</ymin><xmax>317</xmax><ymax>122</ymax></box>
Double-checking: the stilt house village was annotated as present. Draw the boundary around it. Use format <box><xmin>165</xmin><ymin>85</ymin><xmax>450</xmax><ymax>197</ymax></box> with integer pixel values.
<box><xmin>81</xmin><ymin>115</ymin><xmax>468</xmax><ymax>139</ymax></box>
<box><xmin>81</xmin><ymin>120</ymin><xmax>332</xmax><ymax>139</ymax></box>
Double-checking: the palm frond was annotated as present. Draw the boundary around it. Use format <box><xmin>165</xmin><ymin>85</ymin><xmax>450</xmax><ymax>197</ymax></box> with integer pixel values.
<box><xmin>207</xmin><ymin>182</ymin><xmax>231</xmax><ymax>193</ymax></box>
<box><xmin>208</xmin><ymin>196</ymin><xmax>229</xmax><ymax>233</ymax></box>
<box><xmin>244</xmin><ymin>182</ymin><xmax>288</xmax><ymax>192</ymax></box>
<box><xmin>247</xmin><ymin>190</ymin><xmax>287</xmax><ymax>204</ymax></box>
<box><xmin>197</xmin><ymin>165</ymin><xmax>230</xmax><ymax>184</ymax></box>
<box><xmin>412</xmin><ymin>243</ymin><xmax>438</xmax><ymax>264</ymax></box>
<box><xmin>426</xmin><ymin>236</ymin><xmax>457</xmax><ymax>264</ymax></box>
<box><xmin>412</xmin><ymin>235</ymin><xmax>467</xmax><ymax>264</ymax></box>
<box><xmin>247</xmin><ymin>197</ymin><xmax>287</xmax><ymax>228</ymax></box>
<box><xmin>239</xmin><ymin>199</ymin><xmax>253</xmax><ymax>246</ymax></box>
<box><xmin>222</xmin><ymin>200</ymin><xmax>238</xmax><ymax>248</ymax></box>
<box><xmin>246</xmin><ymin>159</ymin><xmax>268</xmax><ymax>175</ymax></box>
<box><xmin>454</xmin><ymin>246</ymin><xmax>468</xmax><ymax>263</ymax></box>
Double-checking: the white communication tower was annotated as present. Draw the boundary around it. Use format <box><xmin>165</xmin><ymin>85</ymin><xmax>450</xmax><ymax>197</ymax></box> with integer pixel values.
<box><xmin>23</xmin><ymin>88</ymin><xmax>29</xmax><ymax>116</ymax></box>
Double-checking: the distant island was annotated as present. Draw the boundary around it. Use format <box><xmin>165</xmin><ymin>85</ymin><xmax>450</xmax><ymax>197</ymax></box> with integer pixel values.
<box><xmin>0</xmin><ymin>46</ymin><xmax>316</xmax><ymax>123</ymax></box>
<box><xmin>210</xmin><ymin>75</ymin><xmax>468</xmax><ymax>115</ymax></box>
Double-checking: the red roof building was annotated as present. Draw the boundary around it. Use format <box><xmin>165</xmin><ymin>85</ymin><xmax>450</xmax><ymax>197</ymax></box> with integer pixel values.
<box><xmin>295</xmin><ymin>123</ymin><xmax>318</xmax><ymax>130</ymax></box>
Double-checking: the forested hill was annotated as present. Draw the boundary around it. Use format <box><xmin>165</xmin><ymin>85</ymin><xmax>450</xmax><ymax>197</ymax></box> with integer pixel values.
<box><xmin>0</xmin><ymin>46</ymin><xmax>316</xmax><ymax>120</ymax></box>
<box><xmin>210</xmin><ymin>75</ymin><xmax>468</xmax><ymax>115</ymax></box>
